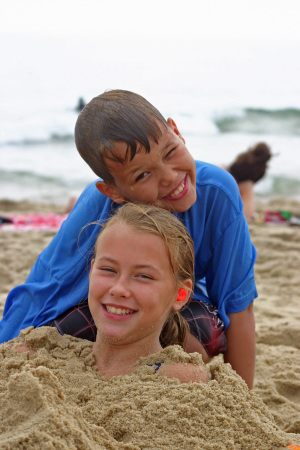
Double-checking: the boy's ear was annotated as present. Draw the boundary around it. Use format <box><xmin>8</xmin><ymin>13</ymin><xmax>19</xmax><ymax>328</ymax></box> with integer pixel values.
<box><xmin>167</xmin><ymin>117</ymin><xmax>185</xmax><ymax>144</ymax></box>
<box><xmin>96</xmin><ymin>181</ymin><xmax>126</xmax><ymax>204</ymax></box>
<box><xmin>172</xmin><ymin>279</ymin><xmax>193</xmax><ymax>311</ymax></box>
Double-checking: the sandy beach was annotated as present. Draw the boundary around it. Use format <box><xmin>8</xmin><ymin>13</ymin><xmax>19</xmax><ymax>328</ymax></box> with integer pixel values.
<box><xmin>0</xmin><ymin>198</ymin><xmax>299</xmax><ymax>449</ymax></box>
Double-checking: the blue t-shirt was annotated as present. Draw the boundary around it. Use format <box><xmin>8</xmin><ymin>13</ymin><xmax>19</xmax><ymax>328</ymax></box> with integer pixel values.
<box><xmin>0</xmin><ymin>161</ymin><xmax>257</xmax><ymax>343</ymax></box>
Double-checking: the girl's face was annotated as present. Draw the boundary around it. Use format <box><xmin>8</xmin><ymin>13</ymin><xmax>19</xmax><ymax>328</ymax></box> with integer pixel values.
<box><xmin>88</xmin><ymin>222</ymin><xmax>187</xmax><ymax>346</ymax></box>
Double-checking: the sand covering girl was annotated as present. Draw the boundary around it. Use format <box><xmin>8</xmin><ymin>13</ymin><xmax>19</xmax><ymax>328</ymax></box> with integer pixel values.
<box><xmin>0</xmin><ymin>203</ymin><xmax>299</xmax><ymax>448</ymax></box>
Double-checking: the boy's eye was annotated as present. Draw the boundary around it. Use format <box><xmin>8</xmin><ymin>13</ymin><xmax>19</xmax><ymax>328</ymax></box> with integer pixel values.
<box><xmin>166</xmin><ymin>148</ymin><xmax>175</xmax><ymax>158</ymax></box>
<box><xmin>135</xmin><ymin>172</ymin><xmax>149</xmax><ymax>182</ymax></box>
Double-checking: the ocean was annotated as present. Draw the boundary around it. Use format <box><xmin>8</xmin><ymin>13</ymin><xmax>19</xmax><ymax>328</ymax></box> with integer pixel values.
<box><xmin>1</xmin><ymin>34</ymin><xmax>300</xmax><ymax>205</ymax></box>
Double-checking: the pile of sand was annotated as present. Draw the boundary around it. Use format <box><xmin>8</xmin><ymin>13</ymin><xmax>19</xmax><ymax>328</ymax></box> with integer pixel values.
<box><xmin>0</xmin><ymin>327</ymin><xmax>296</xmax><ymax>449</ymax></box>
<box><xmin>0</xmin><ymin>199</ymin><xmax>299</xmax><ymax>449</ymax></box>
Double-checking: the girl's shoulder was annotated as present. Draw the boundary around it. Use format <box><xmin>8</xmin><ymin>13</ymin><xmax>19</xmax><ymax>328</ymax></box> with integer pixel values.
<box><xmin>157</xmin><ymin>361</ymin><xmax>208</xmax><ymax>384</ymax></box>
<box><xmin>137</xmin><ymin>345</ymin><xmax>209</xmax><ymax>384</ymax></box>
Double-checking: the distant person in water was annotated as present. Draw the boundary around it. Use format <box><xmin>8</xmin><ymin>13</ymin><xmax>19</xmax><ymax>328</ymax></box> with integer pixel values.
<box><xmin>221</xmin><ymin>142</ymin><xmax>272</xmax><ymax>220</ymax></box>
<box><xmin>66</xmin><ymin>142</ymin><xmax>272</xmax><ymax>220</ymax></box>
<box><xmin>75</xmin><ymin>97</ymin><xmax>86</xmax><ymax>112</ymax></box>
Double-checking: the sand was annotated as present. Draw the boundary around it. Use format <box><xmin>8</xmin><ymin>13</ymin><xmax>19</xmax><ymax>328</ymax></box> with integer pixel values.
<box><xmin>0</xmin><ymin>198</ymin><xmax>299</xmax><ymax>449</ymax></box>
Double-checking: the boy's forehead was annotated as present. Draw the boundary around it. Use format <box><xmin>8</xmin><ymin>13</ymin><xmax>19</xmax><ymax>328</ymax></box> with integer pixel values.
<box><xmin>110</xmin><ymin>124</ymin><xmax>173</xmax><ymax>158</ymax></box>
<box><xmin>104</xmin><ymin>142</ymin><xmax>146</xmax><ymax>179</ymax></box>
<box><xmin>104</xmin><ymin>123</ymin><xmax>175</xmax><ymax>180</ymax></box>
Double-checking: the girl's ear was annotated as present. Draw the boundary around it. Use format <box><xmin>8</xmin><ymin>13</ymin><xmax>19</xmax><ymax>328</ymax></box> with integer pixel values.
<box><xmin>172</xmin><ymin>279</ymin><xmax>193</xmax><ymax>311</ymax></box>
<box><xmin>167</xmin><ymin>117</ymin><xmax>185</xmax><ymax>144</ymax></box>
<box><xmin>89</xmin><ymin>259</ymin><xmax>94</xmax><ymax>282</ymax></box>
<box><xmin>96</xmin><ymin>181</ymin><xmax>126</xmax><ymax>204</ymax></box>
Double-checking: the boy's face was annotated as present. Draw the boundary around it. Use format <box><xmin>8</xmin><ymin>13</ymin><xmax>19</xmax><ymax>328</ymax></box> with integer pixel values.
<box><xmin>96</xmin><ymin>119</ymin><xmax>197</xmax><ymax>212</ymax></box>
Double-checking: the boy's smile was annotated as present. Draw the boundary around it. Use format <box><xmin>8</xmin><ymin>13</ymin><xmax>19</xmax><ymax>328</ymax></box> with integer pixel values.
<box><xmin>96</xmin><ymin>119</ymin><xmax>197</xmax><ymax>212</ymax></box>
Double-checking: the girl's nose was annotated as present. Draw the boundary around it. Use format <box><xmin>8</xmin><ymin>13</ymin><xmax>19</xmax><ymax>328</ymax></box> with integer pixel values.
<box><xmin>109</xmin><ymin>278</ymin><xmax>130</xmax><ymax>298</ymax></box>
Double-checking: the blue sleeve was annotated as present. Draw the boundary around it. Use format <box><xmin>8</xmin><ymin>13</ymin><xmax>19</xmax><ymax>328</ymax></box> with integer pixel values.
<box><xmin>0</xmin><ymin>181</ymin><xmax>113</xmax><ymax>343</ymax></box>
<box><xmin>204</xmin><ymin>208</ymin><xmax>257</xmax><ymax>329</ymax></box>
<box><xmin>185</xmin><ymin>162</ymin><xmax>257</xmax><ymax>329</ymax></box>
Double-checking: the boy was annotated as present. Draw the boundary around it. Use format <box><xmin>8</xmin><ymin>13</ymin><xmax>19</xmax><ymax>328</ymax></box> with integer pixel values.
<box><xmin>0</xmin><ymin>90</ymin><xmax>257</xmax><ymax>388</ymax></box>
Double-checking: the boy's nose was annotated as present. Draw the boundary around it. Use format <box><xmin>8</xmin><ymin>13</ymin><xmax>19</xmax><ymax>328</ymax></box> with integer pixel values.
<box><xmin>160</xmin><ymin>167</ymin><xmax>177</xmax><ymax>187</ymax></box>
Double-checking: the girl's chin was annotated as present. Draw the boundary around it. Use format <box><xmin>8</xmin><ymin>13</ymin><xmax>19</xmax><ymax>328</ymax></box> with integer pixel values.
<box><xmin>97</xmin><ymin>330</ymin><xmax>155</xmax><ymax>347</ymax></box>
<box><xmin>97</xmin><ymin>329</ymin><xmax>131</xmax><ymax>344</ymax></box>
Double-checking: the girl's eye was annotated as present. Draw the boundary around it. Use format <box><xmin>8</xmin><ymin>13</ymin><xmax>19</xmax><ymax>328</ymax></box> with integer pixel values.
<box><xmin>100</xmin><ymin>267</ymin><xmax>116</xmax><ymax>273</ymax></box>
<box><xmin>135</xmin><ymin>172</ymin><xmax>149</xmax><ymax>182</ymax></box>
<box><xmin>137</xmin><ymin>274</ymin><xmax>153</xmax><ymax>280</ymax></box>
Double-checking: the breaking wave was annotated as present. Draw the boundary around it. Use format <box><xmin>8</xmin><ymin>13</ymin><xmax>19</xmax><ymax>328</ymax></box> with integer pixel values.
<box><xmin>214</xmin><ymin>108</ymin><xmax>300</xmax><ymax>135</ymax></box>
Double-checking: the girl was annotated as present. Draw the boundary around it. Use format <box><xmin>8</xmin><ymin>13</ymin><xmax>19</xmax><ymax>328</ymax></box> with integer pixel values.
<box><xmin>88</xmin><ymin>202</ymin><xmax>208</xmax><ymax>383</ymax></box>
<box><xmin>17</xmin><ymin>203</ymin><xmax>208</xmax><ymax>383</ymax></box>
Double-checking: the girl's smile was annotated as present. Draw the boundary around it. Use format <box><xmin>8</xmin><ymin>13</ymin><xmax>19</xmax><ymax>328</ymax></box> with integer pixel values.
<box><xmin>103</xmin><ymin>303</ymin><xmax>137</xmax><ymax>318</ymax></box>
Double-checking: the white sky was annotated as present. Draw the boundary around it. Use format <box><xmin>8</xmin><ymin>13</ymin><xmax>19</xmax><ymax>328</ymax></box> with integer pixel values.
<box><xmin>1</xmin><ymin>0</ymin><xmax>300</xmax><ymax>42</ymax></box>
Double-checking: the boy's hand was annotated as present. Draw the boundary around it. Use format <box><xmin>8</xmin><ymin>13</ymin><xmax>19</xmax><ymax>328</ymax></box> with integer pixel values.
<box><xmin>224</xmin><ymin>303</ymin><xmax>256</xmax><ymax>389</ymax></box>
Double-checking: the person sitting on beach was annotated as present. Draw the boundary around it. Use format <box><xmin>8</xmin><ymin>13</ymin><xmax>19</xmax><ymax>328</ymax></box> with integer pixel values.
<box><xmin>0</xmin><ymin>90</ymin><xmax>257</xmax><ymax>389</ymax></box>
<box><xmin>221</xmin><ymin>142</ymin><xmax>272</xmax><ymax>220</ymax></box>
<box><xmin>18</xmin><ymin>203</ymin><xmax>208</xmax><ymax>384</ymax></box>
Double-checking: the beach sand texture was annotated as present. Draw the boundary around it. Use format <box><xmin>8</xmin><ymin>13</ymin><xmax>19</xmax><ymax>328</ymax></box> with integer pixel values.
<box><xmin>0</xmin><ymin>199</ymin><xmax>299</xmax><ymax>449</ymax></box>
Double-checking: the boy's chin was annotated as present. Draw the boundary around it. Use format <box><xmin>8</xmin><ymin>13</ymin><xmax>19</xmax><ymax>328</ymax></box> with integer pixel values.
<box><xmin>161</xmin><ymin>195</ymin><xmax>197</xmax><ymax>213</ymax></box>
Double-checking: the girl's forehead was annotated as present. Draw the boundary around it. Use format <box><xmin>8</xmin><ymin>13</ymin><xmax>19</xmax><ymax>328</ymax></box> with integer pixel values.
<box><xmin>94</xmin><ymin>222</ymin><xmax>173</xmax><ymax>261</ymax></box>
<box><xmin>96</xmin><ymin>222</ymin><xmax>165</xmax><ymax>248</ymax></box>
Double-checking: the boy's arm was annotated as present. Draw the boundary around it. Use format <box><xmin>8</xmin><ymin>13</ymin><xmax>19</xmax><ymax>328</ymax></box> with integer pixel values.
<box><xmin>0</xmin><ymin>181</ymin><xmax>112</xmax><ymax>343</ymax></box>
<box><xmin>224</xmin><ymin>303</ymin><xmax>256</xmax><ymax>389</ymax></box>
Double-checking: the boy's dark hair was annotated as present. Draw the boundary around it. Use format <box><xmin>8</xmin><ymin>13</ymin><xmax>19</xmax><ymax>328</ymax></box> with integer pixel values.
<box><xmin>75</xmin><ymin>90</ymin><xmax>168</xmax><ymax>185</ymax></box>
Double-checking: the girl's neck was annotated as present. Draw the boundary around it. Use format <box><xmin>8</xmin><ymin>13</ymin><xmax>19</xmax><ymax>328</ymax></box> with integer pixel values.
<box><xmin>93</xmin><ymin>335</ymin><xmax>163</xmax><ymax>379</ymax></box>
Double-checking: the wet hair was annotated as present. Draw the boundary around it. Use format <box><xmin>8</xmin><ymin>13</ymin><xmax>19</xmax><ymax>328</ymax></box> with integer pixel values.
<box><xmin>93</xmin><ymin>203</ymin><xmax>194</xmax><ymax>348</ymax></box>
<box><xmin>75</xmin><ymin>90</ymin><xmax>168</xmax><ymax>185</ymax></box>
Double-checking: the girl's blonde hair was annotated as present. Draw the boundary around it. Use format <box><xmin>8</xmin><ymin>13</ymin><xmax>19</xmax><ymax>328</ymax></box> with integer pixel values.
<box><xmin>94</xmin><ymin>202</ymin><xmax>194</xmax><ymax>348</ymax></box>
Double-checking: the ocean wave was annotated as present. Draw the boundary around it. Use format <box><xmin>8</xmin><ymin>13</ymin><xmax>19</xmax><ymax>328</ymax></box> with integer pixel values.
<box><xmin>2</xmin><ymin>107</ymin><xmax>300</xmax><ymax>146</ymax></box>
<box><xmin>214</xmin><ymin>108</ymin><xmax>300</xmax><ymax>135</ymax></box>
<box><xmin>0</xmin><ymin>169</ymin><xmax>92</xmax><ymax>204</ymax></box>
<box><xmin>1</xmin><ymin>133</ymin><xmax>74</xmax><ymax>147</ymax></box>
<box><xmin>0</xmin><ymin>169</ymin><xmax>71</xmax><ymax>187</ymax></box>
<box><xmin>0</xmin><ymin>168</ymin><xmax>92</xmax><ymax>190</ymax></box>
